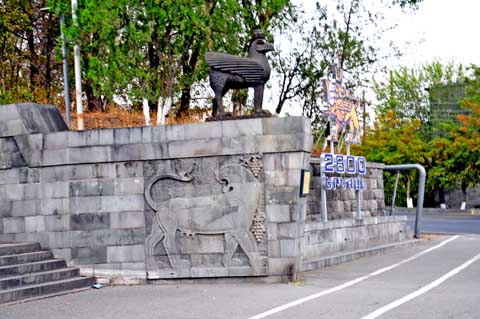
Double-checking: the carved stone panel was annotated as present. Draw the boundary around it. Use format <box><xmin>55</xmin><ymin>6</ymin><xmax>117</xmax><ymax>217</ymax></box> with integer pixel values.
<box><xmin>144</xmin><ymin>156</ymin><xmax>268</xmax><ymax>279</ymax></box>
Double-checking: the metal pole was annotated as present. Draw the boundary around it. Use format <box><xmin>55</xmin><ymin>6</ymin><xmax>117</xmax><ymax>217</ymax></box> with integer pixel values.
<box><xmin>71</xmin><ymin>0</ymin><xmax>83</xmax><ymax>130</ymax></box>
<box><xmin>385</xmin><ymin>164</ymin><xmax>426</xmax><ymax>239</ymax></box>
<box><xmin>355</xmin><ymin>189</ymin><xmax>362</xmax><ymax>219</ymax></box>
<box><xmin>60</xmin><ymin>14</ymin><xmax>71</xmax><ymax>128</ymax></box>
<box><xmin>416</xmin><ymin>167</ymin><xmax>426</xmax><ymax>238</ymax></box>
<box><xmin>390</xmin><ymin>171</ymin><xmax>400</xmax><ymax>216</ymax></box>
<box><xmin>330</xmin><ymin>123</ymin><xmax>335</xmax><ymax>155</ymax></box>
<box><xmin>320</xmin><ymin>157</ymin><xmax>328</xmax><ymax>223</ymax></box>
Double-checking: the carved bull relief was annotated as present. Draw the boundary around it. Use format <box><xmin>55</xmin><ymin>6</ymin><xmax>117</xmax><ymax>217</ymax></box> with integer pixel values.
<box><xmin>144</xmin><ymin>158</ymin><xmax>268</xmax><ymax>278</ymax></box>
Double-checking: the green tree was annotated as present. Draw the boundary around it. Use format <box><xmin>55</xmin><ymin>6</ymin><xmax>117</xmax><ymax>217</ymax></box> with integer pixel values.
<box><xmin>374</xmin><ymin>61</ymin><xmax>466</xmax><ymax>122</ymax></box>
<box><xmin>427</xmin><ymin>99</ymin><xmax>480</xmax><ymax>205</ymax></box>
<box><xmin>365</xmin><ymin>61</ymin><xmax>479</xmax><ymax>207</ymax></box>
<box><xmin>353</xmin><ymin>111</ymin><xmax>426</xmax><ymax>203</ymax></box>
<box><xmin>0</xmin><ymin>0</ymin><xmax>62</xmax><ymax>104</ymax></box>
<box><xmin>52</xmin><ymin>0</ymin><xmax>293</xmax><ymax>116</ymax></box>
<box><xmin>272</xmin><ymin>0</ymin><xmax>424</xmax><ymax>132</ymax></box>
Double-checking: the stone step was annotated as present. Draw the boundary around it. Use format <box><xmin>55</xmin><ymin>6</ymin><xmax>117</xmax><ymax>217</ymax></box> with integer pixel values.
<box><xmin>0</xmin><ymin>251</ymin><xmax>53</xmax><ymax>267</ymax></box>
<box><xmin>0</xmin><ymin>276</ymin><xmax>95</xmax><ymax>304</ymax></box>
<box><xmin>0</xmin><ymin>243</ymin><xmax>41</xmax><ymax>257</ymax></box>
<box><xmin>0</xmin><ymin>268</ymin><xmax>80</xmax><ymax>290</ymax></box>
<box><xmin>0</xmin><ymin>259</ymin><xmax>67</xmax><ymax>278</ymax></box>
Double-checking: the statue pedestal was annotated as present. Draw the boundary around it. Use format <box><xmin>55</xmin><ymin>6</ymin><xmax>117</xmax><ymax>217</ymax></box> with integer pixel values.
<box><xmin>0</xmin><ymin>104</ymin><xmax>313</xmax><ymax>280</ymax></box>
<box><xmin>143</xmin><ymin>116</ymin><xmax>313</xmax><ymax>279</ymax></box>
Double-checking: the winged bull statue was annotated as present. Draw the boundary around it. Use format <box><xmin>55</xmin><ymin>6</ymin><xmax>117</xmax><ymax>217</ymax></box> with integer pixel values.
<box><xmin>205</xmin><ymin>29</ymin><xmax>274</xmax><ymax>118</ymax></box>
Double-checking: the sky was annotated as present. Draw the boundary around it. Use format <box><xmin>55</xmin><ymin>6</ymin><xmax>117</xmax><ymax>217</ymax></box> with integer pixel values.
<box><xmin>385</xmin><ymin>0</ymin><xmax>480</xmax><ymax>67</ymax></box>
<box><xmin>264</xmin><ymin>0</ymin><xmax>480</xmax><ymax>116</ymax></box>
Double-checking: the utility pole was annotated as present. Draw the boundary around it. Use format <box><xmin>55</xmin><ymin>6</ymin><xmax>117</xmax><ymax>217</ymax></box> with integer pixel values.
<box><xmin>40</xmin><ymin>7</ymin><xmax>70</xmax><ymax>127</ymax></box>
<box><xmin>71</xmin><ymin>0</ymin><xmax>84</xmax><ymax>130</ymax></box>
<box><xmin>60</xmin><ymin>14</ymin><xmax>71</xmax><ymax>127</ymax></box>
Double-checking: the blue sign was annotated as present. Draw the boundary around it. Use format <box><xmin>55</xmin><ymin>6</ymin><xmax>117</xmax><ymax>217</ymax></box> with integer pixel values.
<box><xmin>321</xmin><ymin>153</ymin><xmax>367</xmax><ymax>190</ymax></box>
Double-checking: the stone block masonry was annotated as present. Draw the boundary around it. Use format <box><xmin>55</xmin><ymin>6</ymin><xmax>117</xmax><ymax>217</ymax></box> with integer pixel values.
<box><xmin>0</xmin><ymin>103</ymin><xmax>313</xmax><ymax>280</ymax></box>
<box><xmin>302</xmin><ymin>216</ymin><xmax>412</xmax><ymax>271</ymax></box>
<box><xmin>0</xmin><ymin>103</ymin><xmax>410</xmax><ymax>281</ymax></box>
<box><xmin>308</xmin><ymin>161</ymin><xmax>386</xmax><ymax>220</ymax></box>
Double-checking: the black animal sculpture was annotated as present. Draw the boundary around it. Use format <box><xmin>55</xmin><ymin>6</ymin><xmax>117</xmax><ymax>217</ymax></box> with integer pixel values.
<box><xmin>205</xmin><ymin>29</ymin><xmax>274</xmax><ymax>117</ymax></box>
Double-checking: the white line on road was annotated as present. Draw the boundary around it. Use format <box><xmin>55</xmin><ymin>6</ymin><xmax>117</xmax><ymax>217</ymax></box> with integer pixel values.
<box><xmin>361</xmin><ymin>250</ymin><xmax>480</xmax><ymax>319</ymax></box>
<box><xmin>247</xmin><ymin>235</ymin><xmax>459</xmax><ymax>319</ymax></box>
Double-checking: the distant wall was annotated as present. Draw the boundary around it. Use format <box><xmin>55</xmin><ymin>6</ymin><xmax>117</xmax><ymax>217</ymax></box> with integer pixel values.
<box><xmin>307</xmin><ymin>161</ymin><xmax>386</xmax><ymax>220</ymax></box>
<box><xmin>444</xmin><ymin>187</ymin><xmax>480</xmax><ymax>209</ymax></box>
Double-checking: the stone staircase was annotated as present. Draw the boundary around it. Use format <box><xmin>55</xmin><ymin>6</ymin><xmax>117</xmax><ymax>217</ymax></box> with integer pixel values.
<box><xmin>0</xmin><ymin>242</ymin><xmax>95</xmax><ymax>304</ymax></box>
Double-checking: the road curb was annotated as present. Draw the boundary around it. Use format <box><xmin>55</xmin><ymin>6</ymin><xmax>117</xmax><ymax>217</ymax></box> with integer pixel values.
<box><xmin>0</xmin><ymin>287</ymin><xmax>91</xmax><ymax>307</ymax></box>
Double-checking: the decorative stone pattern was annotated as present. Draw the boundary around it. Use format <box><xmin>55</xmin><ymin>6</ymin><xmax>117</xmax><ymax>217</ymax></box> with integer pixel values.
<box><xmin>0</xmin><ymin>103</ymin><xmax>313</xmax><ymax>280</ymax></box>
<box><xmin>239</xmin><ymin>153</ymin><xmax>263</xmax><ymax>178</ymax></box>
<box><xmin>144</xmin><ymin>158</ymin><xmax>268</xmax><ymax>279</ymax></box>
<box><xmin>307</xmin><ymin>160</ymin><xmax>385</xmax><ymax>220</ymax></box>
<box><xmin>251</xmin><ymin>210</ymin><xmax>266</xmax><ymax>243</ymax></box>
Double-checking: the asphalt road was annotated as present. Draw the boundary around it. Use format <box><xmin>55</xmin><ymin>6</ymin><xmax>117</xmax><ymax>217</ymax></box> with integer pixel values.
<box><xmin>394</xmin><ymin>210</ymin><xmax>480</xmax><ymax>235</ymax></box>
<box><xmin>2</xmin><ymin>235</ymin><xmax>479</xmax><ymax>319</ymax></box>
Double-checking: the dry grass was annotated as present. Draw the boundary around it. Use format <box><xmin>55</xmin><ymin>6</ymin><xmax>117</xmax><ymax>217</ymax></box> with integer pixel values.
<box><xmin>62</xmin><ymin>107</ymin><xmax>206</xmax><ymax>130</ymax></box>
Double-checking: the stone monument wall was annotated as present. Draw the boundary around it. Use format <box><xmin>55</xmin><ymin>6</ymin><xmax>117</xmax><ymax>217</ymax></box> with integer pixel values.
<box><xmin>0</xmin><ymin>103</ymin><xmax>412</xmax><ymax>281</ymax></box>
<box><xmin>0</xmin><ymin>103</ymin><xmax>312</xmax><ymax>279</ymax></box>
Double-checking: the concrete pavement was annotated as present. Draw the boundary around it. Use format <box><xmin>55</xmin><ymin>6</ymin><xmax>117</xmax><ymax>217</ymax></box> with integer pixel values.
<box><xmin>1</xmin><ymin>234</ymin><xmax>479</xmax><ymax>319</ymax></box>
<box><xmin>395</xmin><ymin>210</ymin><xmax>480</xmax><ymax>235</ymax></box>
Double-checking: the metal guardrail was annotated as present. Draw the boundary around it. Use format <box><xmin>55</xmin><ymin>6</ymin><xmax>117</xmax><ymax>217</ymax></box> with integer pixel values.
<box><xmin>384</xmin><ymin>193</ymin><xmax>407</xmax><ymax>207</ymax></box>
<box><xmin>384</xmin><ymin>164</ymin><xmax>426</xmax><ymax>239</ymax></box>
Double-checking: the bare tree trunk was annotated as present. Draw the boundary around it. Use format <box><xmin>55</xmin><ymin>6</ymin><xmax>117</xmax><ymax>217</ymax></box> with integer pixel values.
<box><xmin>84</xmin><ymin>81</ymin><xmax>103</xmax><ymax>111</ymax></box>
<box><xmin>232</xmin><ymin>89</ymin><xmax>247</xmax><ymax>115</ymax></box>
<box><xmin>461</xmin><ymin>182</ymin><xmax>467</xmax><ymax>210</ymax></box>
<box><xmin>143</xmin><ymin>98</ymin><xmax>151</xmax><ymax>126</ymax></box>
<box><xmin>44</xmin><ymin>12</ymin><xmax>56</xmax><ymax>102</ymax></box>
<box><xmin>177</xmin><ymin>40</ymin><xmax>201</xmax><ymax>118</ymax></box>
<box><xmin>27</xmin><ymin>29</ymin><xmax>36</xmax><ymax>89</ymax></box>
<box><xmin>157</xmin><ymin>96</ymin><xmax>172</xmax><ymax>125</ymax></box>
<box><xmin>406</xmin><ymin>175</ymin><xmax>413</xmax><ymax>208</ymax></box>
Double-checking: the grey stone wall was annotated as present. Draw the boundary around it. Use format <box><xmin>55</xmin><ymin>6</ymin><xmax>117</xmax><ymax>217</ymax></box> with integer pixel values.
<box><xmin>308</xmin><ymin>161</ymin><xmax>386</xmax><ymax>220</ymax></box>
<box><xmin>0</xmin><ymin>103</ymin><xmax>412</xmax><ymax>281</ymax></box>
<box><xmin>302</xmin><ymin>161</ymin><xmax>411</xmax><ymax>271</ymax></box>
<box><xmin>302</xmin><ymin>216</ymin><xmax>411</xmax><ymax>271</ymax></box>
<box><xmin>444</xmin><ymin>186</ymin><xmax>480</xmax><ymax>209</ymax></box>
<box><xmin>0</xmin><ymin>103</ymin><xmax>313</xmax><ymax>279</ymax></box>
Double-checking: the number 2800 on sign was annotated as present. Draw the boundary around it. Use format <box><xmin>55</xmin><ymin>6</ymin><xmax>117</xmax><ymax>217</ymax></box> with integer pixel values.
<box><xmin>320</xmin><ymin>153</ymin><xmax>366</xmax><ymax>175</ymax></box>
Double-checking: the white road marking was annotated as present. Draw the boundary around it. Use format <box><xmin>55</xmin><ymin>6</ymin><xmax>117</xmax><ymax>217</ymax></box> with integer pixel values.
<box><xmin>361</xmin><ymin>250</ymin><xmax>480</xmax><ymax>319</ymax></box>
<box><xmin>247</xmin><ymin>235</ymin><xmax>459</xmax><ymax>319</ymax></box>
